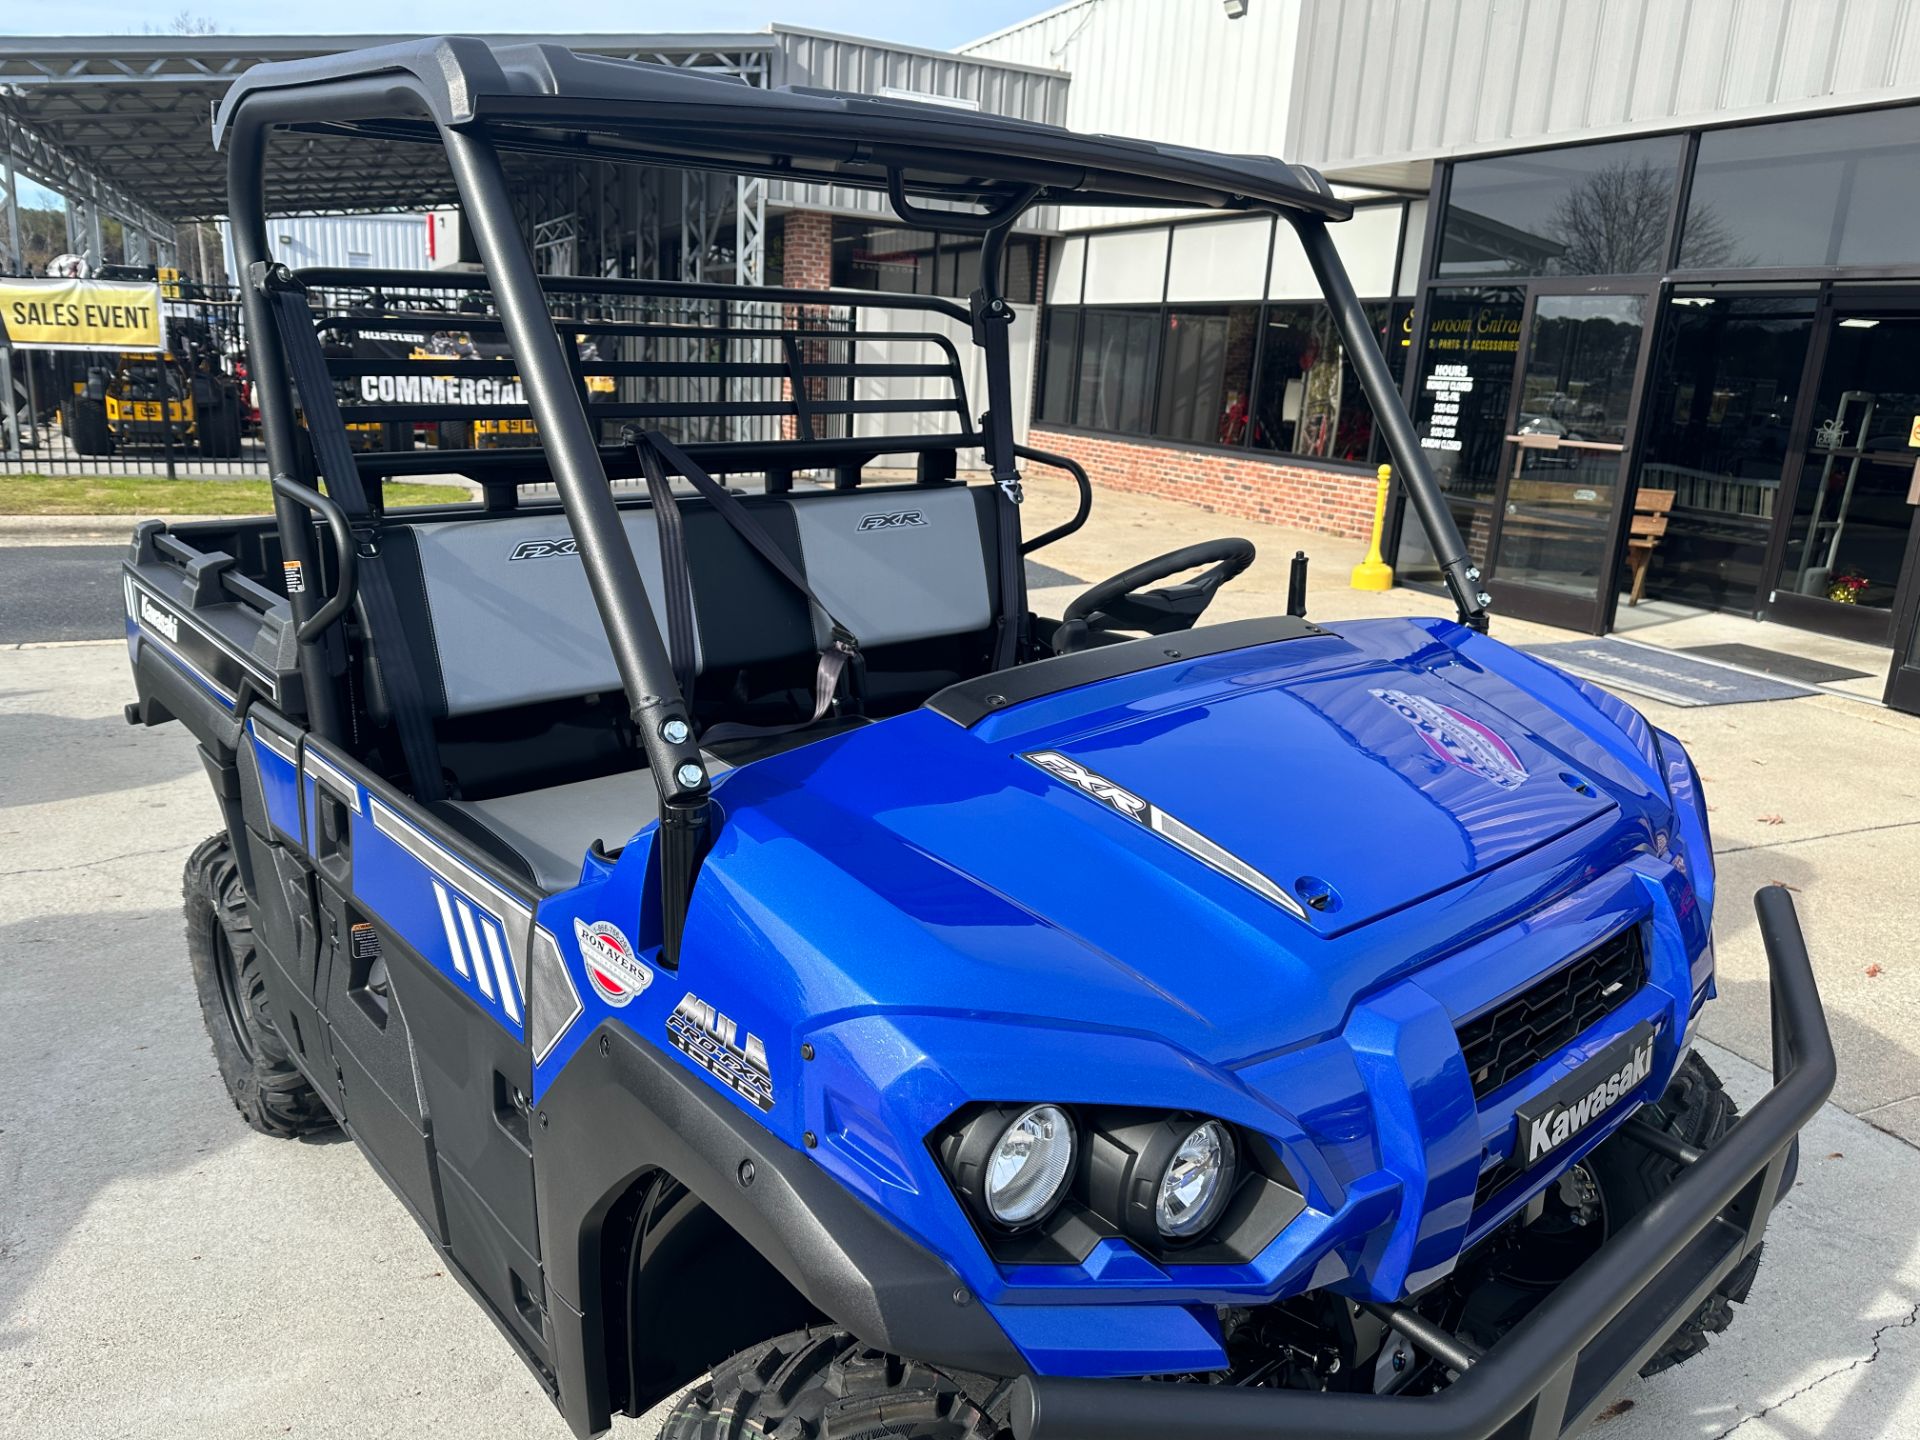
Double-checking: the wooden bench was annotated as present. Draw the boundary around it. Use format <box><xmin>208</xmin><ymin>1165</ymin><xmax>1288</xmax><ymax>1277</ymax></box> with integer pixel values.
<box><xmin>1624</xmin><ymin>487</ymin><xmax>1675</xmax><ymax>605</ymax></box>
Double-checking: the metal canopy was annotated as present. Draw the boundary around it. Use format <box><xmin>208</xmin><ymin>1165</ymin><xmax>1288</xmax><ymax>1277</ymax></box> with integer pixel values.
<box><xmin>0</xmin><ymin>33</ymin><xmax>776</xmax><ymax>222</ymax></box>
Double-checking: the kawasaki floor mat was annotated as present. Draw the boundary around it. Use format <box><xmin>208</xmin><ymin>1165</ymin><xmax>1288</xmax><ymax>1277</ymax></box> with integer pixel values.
<box><xmin>1679</xmin><ymin>642</ymin><xmax>1873</xmax><ymax>686</ymax></box>
<box><xmin>1521</xmin><ymin>639</ymin><xmax>1816</xmax><ymax>707</ymax></box>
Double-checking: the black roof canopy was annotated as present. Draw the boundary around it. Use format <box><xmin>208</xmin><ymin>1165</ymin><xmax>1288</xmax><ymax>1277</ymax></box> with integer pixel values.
<box><xmin>215</xmin><ymin>36</ymin><xmax>1350</xmax><ymax>223</ymax></box>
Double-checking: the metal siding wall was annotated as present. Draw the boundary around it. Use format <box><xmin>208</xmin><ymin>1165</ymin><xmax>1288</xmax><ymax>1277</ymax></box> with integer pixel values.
<box><xmin>1293</xmin><ymin>0</ymin><xmax>1920</xmax><ymax>175</ymax></box>
<box><xmin>221</xmin><ymin>212</ymin><xmax>428</xmax><ymax>280</ymax></box>
<box><xmin>965</xmin><ymin>0</ymin><xmax>1303</xmax><ymax>229</ymax></box>
<box><xmin>768</xmin><ymin>27</ymin><xmax>1069</xmax><ymax>223</ymax></box>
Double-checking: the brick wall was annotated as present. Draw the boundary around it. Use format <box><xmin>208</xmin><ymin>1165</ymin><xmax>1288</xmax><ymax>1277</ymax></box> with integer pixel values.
<box><xmin>1029</xmin><ymin>427</ymin><xmax>1378</xmax><ymax>540</ymax></box>
<box><xmin>778</xmin><ymin>211</ymin><xmax>835</xmax><ymax>438</ymax></box>
<box><xmin>782</xmin><ymin>210</ymin><xmax>834</xmax><ymax>289</ymax></box>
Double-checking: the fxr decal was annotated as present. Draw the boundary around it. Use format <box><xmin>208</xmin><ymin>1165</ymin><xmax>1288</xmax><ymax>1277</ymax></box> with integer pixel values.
<box><xmin>508</xmin><ymin>537</ymin><xmax>579</xmax><ymax>561</ymax></box>
<box><xmin>857</xmin><ymin>510</ymin><xmax>927</xmax><ymax>532</ymax></box>
<box><xmin>1022</xmin><ymin>751</ymin><xmax>1307</xmax><ymax>920</ymax></box>
<box><xmin>574</xmin><ymin>918</ymin><xmax>651</xmax><ymax>1007</ymax></box>
<box><xmin>667</xmin><ymin>993</ymin><xmax>775</xmax><ymax>1112</ymax></box>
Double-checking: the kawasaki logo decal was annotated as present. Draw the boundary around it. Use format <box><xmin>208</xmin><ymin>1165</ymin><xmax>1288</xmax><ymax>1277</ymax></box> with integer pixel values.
<box><xmin>1518</xmin><ymin>1025</ymin><xmax>1655</xmax><ymax>1166</ymax></box>
<box><xmin>138</xmin><ymin>595</ymin><xmax>180</xmax><ymax>643</ymax></box>
<box><xmin>1022</xmin><ymin>751</ymin><xmax>1306</xmax><ymax>920</ymax></box>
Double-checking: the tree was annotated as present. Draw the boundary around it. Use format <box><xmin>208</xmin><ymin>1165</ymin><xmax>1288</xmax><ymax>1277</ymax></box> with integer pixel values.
<box><xmin>1545</xmin><ymin>157</ymin><xmax>1752</xmax><ymax>274</ymax></box>
<box><xmin>144</xmin><ymin>10</ymin><xmax>220</xmax><ymax>35</ymax></box>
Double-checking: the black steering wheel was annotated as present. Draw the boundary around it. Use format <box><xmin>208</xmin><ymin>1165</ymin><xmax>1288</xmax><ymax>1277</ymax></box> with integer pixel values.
<box><xmin>1053</xmin><ymin>538</ymin><xmax>1256</xmax><ymax>654</ymax></box>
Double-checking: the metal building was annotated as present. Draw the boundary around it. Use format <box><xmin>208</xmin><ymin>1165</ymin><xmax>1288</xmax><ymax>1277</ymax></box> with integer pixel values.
<box><xmin>970</xmin><ymin>0</ymin><xmax>1920</xmax><ymax>713</ymax></box>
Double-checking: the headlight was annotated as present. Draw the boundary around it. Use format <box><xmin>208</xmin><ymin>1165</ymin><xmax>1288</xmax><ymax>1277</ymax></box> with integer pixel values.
<box><xmin>986</xmin><ymin>1104</ymin><xmax>1076</xmax><ymax>1225</ymax></box>
<box><xmin>1156</xmin><ymin>1119</ymin><xmax>1236</xmax><ymax>1239</ymax></box>
<box><xmin>939</xmin><ymin>1102</ymin><xmax>1078</xmax><ymax>1232</ymax></box>
<box><xmin>937</xmin><ymin>1105</ymin><xmax>1293</xmax><ymax>1260</ymax></box>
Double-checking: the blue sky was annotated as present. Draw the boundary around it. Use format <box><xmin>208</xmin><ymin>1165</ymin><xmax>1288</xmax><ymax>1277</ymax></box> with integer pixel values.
<box><xmin>5</xmin><ymin>1</ymin><xmax>1051</xmax><ymax>46</ymax></box>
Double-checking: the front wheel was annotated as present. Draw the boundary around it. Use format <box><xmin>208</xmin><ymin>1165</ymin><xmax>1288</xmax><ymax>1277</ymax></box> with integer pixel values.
<box><xmin>660</xmin><ymin>1327</ymin><xmax>1010</xmax><ymax>1440</ymax></box>
<box><xmin>1589</xmin><ymin>1051</ymin><xmax>1761</xmax><ymax>1375</ymax></box>
<box><xmin>184</xmin><ymin>834</ymin><xmax>333</xmax><ymax>1138</ymax></box>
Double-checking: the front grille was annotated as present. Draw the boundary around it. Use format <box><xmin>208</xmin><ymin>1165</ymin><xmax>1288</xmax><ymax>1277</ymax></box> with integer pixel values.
<box><xmin>1457</xmin><ymin>927</ymin><xmax>1647</xmax><ymax>1102</ymax></box>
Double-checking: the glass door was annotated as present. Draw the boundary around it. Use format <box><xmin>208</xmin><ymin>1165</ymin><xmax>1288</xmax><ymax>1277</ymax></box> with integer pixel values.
<box><xmin>1764</xmin><ymin>300</ymin><xmax>1920</xmax><ymax>645</ymax></box>
<box><xmin>1888</xmin><ymin>515</ymin><xmax>1920</xmax><ymax>714</ymax></box>
<box><xmin>1486</xmin><ymin>288</ymin><xmax>1656</xmax><ymax>632</ymax></box>
<box><xmin>1396</xmin><ymin>286</ymin><xmax>1527</xmax><ymax>586</ymax></box>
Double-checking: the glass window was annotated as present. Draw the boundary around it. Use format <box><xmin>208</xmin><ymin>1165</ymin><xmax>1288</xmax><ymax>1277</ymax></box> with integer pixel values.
<box><xmin>1083</xmin><ymin>228</ymin><xmax>1171</xmax><ymax>305</ymax></box>
<box><xmin>1037</xmin><ymin>308</ymin><xmax>1079</xmax><ymax>425</ymax></box>
<box><xmin>1681</xmin><ymin>107</ymin><xmax>1920</xmax><ymax>271</ymax></box>
<box><xmin>1250</xmin><ymin>302</ymin><xmax>1388</xmax><ymax>463</ymax></box>
<box><xmin>1075</xmin><ymin>309</ymin><xmax>1160</xmax><ymax>434</ymax></box>
<box><xmin>830</xmin><ymin>223</ymin><xmax>1039</xmax><ymax>302</ymax></box>
<box><xmin>1438</xmin><ymin>137</ymin><xmax>1684</xmax><ymax>278</ymax></box>
<box><xmin>834</xmin><ymin>221</ymin><xmax>937</xmax><ymax>293</ymax></box>
<box><xmin>1155</xmin><ymin>307</ymin><xmax>1259</xmax><ymax>446</ymax></box>
<box><xmin>1777</xmin><ymin>310</ymin><xmax>1920</xmax><ymax>610</ymax></box>
<box><xmin>1636</xmin><ymin>296</ymin><xmax>1816</xmax><ymax>610</ymax></box>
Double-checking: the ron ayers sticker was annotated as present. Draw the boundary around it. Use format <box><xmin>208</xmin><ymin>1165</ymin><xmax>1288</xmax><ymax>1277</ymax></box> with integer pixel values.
<box><xmin>574</xmin><ymin>918</ymin><xmax>652</xmax><ymax>1006</ymax></box>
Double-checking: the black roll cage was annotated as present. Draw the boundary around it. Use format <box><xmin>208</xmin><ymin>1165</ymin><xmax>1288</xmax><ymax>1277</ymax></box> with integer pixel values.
<box><xmin>220</xmin><ymin>37</ymin><xmax>1487</xmax><ymax>959</ymax></box>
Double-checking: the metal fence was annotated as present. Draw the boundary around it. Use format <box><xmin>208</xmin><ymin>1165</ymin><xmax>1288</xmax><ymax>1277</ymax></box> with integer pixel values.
<box><xmin>4</xmin><ymin>282</ymin><xmax>262</xmax><ymax>478</ymax></box>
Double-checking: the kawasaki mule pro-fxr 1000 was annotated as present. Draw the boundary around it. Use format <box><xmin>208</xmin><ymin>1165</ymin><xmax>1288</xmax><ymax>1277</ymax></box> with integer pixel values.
<box><xmin>121</xmin><ymin>38</ymin><xmax>1834</xmax><ymax>1440</ymax></box>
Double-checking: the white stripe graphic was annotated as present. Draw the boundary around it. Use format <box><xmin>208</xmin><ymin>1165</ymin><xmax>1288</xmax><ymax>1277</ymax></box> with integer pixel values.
<box><xmin>457</xmin><ymin>900</ymin><xmax>494</xmax><ymax>999</ymax></box>
<box><xmin>482</xmin><ymin>922</ymin><xmax>520</xmax><ymax>1024</ymax></box>
<box><xmin>432</xmin><ymin>882</ymin><xmax>470</xmax><ymax>978</ymax></box>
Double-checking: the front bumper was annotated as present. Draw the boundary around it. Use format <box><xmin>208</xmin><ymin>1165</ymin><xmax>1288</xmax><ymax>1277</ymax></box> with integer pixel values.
<box><xmin>1012</xmin><ymin>887</ymin><xmax>1835</xmax><ymax>1440</ymax></box>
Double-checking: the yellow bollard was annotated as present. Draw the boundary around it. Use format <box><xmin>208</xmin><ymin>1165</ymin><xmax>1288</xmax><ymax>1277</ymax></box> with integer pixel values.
<box><xmin>1350</xmin><ymin>464</ymin><xmax>1395</xmax><ymax>591</ymax></box>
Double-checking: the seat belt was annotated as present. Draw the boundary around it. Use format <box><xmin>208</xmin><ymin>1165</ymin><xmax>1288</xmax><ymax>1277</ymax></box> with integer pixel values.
<box><xmin>635</xmin><ymin>440</ymin><xmax>700</xmax><ymax>706</ymax></box>
<box><xmin>632</xmin><ymin>429</ymin><xmax>862</xmax><ymax>744</ymax></box>
<box><xmin>263</xmin><ymin>275</ymin><xmax>446</xmax><ymax>802</ymax></box>
<box><xmin>970</xmin><ymin>286</ymin><xmax>1030</xmax><ymax>672</ymax></box>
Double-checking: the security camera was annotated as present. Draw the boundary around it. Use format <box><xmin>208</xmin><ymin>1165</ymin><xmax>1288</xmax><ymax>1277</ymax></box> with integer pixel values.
<box><xmin>1223</xmin><ymin>0</ymin><xmax>1249</xmax><ymax>16</ymax></box>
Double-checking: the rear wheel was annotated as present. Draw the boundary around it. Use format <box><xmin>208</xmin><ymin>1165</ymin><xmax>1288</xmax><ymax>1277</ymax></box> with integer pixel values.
<box><xmin>184</xmin><ymin>834</ymin><xmax>332</xmax><ymax>1138</ymax></box>
<box><xmin>660</xmin><ymin>1326</ymin><xmax>1010</xmax><ymax>1440</ymax></box>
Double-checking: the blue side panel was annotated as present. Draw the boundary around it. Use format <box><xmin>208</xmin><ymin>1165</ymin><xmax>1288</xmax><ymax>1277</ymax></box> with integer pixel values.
<box><xmin>988</xmin><ymin>1300</ymin><xmax>1227</xmax><ymax>1377</ymax></box>
<box><xmin>246</xmin><ymin>720</ymin><xmax>303</xmax><ymax>843</ymax></box>
<box><xmin>350</xmin><ymin>798</ymin><xmax>528</xmax><ymax>1043</ymax></box>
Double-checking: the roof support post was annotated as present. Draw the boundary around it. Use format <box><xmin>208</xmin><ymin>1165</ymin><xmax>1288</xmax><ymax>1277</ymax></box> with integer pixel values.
<box><xmin>438</xmin><ymin>123</ymin><xmax>712</xmax><ymax>959</ymax></box>
<box><xmin>1290</xmin><ymin>212</ymin><xmax>1490</xmax><ymax>633</ymax></box>
<box><xmin>225</xmin><ymin>119</ymin><xmax>345</xmax><ymax>743</ymax></box>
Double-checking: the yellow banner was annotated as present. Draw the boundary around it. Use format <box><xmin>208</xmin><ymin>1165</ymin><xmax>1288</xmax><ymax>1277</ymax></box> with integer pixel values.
<box><xmin>0</xmin><ymin>277</ymin><xmax>164</xmax><ymax>353</ymax></box>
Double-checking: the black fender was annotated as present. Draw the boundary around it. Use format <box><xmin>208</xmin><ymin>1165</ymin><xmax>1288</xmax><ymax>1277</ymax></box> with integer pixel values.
<box><xmin>534</xmin><ymin>1018</ymin><xmax>1024</xmax><ymax>1438</ymax></box>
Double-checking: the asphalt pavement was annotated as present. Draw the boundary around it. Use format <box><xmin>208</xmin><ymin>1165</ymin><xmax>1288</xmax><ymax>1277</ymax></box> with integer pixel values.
<box><xmin>4</xmin><ymin>506</ymin><xmax>1920</xmax><ymax>1438</ymax></box>
<box><xmin>0</xmin><ymin>544</ymin><xmax>125</xmax><ymax>644</ymax></box>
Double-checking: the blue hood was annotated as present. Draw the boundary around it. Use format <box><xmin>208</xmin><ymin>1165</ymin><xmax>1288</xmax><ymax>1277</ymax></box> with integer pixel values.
<box><xmin>695</xmin><ymin>617</ymin><xmax>1674</xmax><ymax>1069</ymax></box>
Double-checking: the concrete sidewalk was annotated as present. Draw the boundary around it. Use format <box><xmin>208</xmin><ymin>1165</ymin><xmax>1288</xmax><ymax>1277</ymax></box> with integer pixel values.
<box><xmin>3</xmin><ymin>485</ymin><xmax>1918</xmax><ymax>1438</ymax></box>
